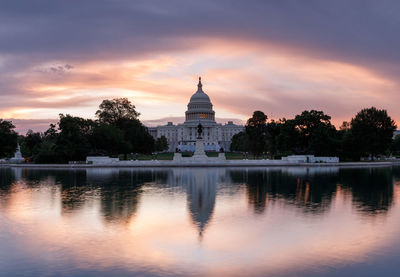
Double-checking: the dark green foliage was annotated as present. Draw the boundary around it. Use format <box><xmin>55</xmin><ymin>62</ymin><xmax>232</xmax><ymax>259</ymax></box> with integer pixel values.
<box><xmin>230</xmin><ymin>108</ymin><xmax>398</xmax><ymax>161</ymax></box>
<box><xmin>245</xmin><ymin>111</ymin><xmax>268</xmax><ymax>157</ymax></box>
<box><xmin>55</xmin><ymin>114</ymin><xmax>94</xmax><ymax>163</ymax></box>
<box><xmin>0</xmin><ymin>119</ymin><xmax>18</xmax><ymax>158</ymax></box>
<box><xmin>155</xmin><ymin>136</ymin><xmax>169</xmax><ymax>152</ymax></box>
<box><xmin>276</xmin><ymin>119</ymin><xmax>298</xmax><ymax>154</ymax></box>
<box><xmin>44</xmin><ymin>124</ymin><xmax>58</xmax><ymax>141</ymax></box>
<box><xmin>22</xmin><ymin>130</ymin><xmax>43</xmax><ymax>158</ymax></box>
<box><xmin>96</xmin><ymin>98</ymin><xmax>154</xmax><ymax>154</ymax></box>
<box><xmin>26</xmin><ymin>98</ymin><xmax>155</xmax><ymax>163</ymax></box>
<box><xmin>283</xmin><ymin>110</ymin><xmax>338</xmax><ymax>155</ymax></box>
<box><xmin>2</xmin><ymin>102</ymin><xmax>398</xmax><ymax>163</ymax></box>
<box><xmin>230</xmin><ymin>131</ymin><xmax>248</xmax><ymax>152</ymax></box>
<box><xmin>91</xmin><ymin>124</ymin><xmax>131</xmax><ymax>155</ymax></box>
<box><xmin>34</xmin><ymin>141</ymin><xmax>58</xmax><ymax>164</ymax></box>
<box><xmin>96</xmin><ymin>98</ymin><xmax>140</xmax><ymax>125</ymax></box>
<box><xmin>118</xmin><ymin>119</ymin><xmax>154</xmax><ymax>154</ymax></box>
<box><xmin>265</xmin><ymin>120</ymin><xmax>282</xmax><ymax>158</ymax></box>
<box><xmin>276</xmin><ymin>110</ymin><xmax>338</xmax><ymax>156</ymax></box>
<box><xmin>392</xmin><ymin>135</ymin><xmax>400</xmax><ymax>156</ymax></box>
<box><xmin>350</xmin><ymin>107</ymin><xmax>396</xmax><ymax>158</ymax></box>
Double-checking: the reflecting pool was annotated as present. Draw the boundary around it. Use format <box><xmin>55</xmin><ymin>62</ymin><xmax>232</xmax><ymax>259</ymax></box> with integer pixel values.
<box><xmin>1</xmin><ymin>166</ymin><xmax>400</xmax><ymax>276</ymax></box>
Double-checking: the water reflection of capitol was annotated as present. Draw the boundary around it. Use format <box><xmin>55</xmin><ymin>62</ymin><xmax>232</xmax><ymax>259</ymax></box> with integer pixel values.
<box><xmin>86</xmin><ymin>168</ymin><xmax>222</xmax><ymax>236</ymax></box>
<box><xmin>4</xmin><ymin>166</ymin><xmax>399</xmax><ymax>237</ymax></box>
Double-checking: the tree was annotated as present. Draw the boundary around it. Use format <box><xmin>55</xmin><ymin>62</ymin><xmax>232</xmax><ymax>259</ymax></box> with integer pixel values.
<box><xmin>31</xmin><ymin>124</ymin><xmax>59</xmax><ymax>164</ymax></box>
<box><xmin>265</xmin><ymin>120</ymin><xmax>282</xmax><ymax>158</ymax></box>
<box><xmin>34</xmin><ymin>141</ymin><xmax>58</xmax><ymax>164</ymax></box>
<box><xmin>294</xmin><ymin>110</ymin><xmax>337</xmax><ymax>155</ymax></box>
<box><xmin>55</xmin><ymin>114</ymin><xmax>94</xmax><ymax>163</ymax></box>
<box><xmin>392</xmin><ymin>135</ymin><xmax>400</xmax><ymax>156</ymax></box>
<box><xmin>155</xmin><ymin>136</ymin><xmax>169</xmax><ymax>152</ymax></box>
<box><xmin>278</xmin><ymin>110</ymin><xmax>337</xmax><ymax>155</ymax></box>
<box><xmin>44</xmin><ymin>123</ymin><xmax>58</xmax><ymax>141</ymax></box>
<box><xmin>277</xmin><ymin>118</ymin><xmax>299</xmax><ymax>154</ymax></box>
<box><xmin>95</xmin><ymin>98</ymin><xmax>154</xmax><ymax>154</ymax></box>
<box><xmin>119</xmin><ymin>119</ymin><xmax>154</xmax><ymax>154</ymax></box>
<box><xmin>22</xmin><ymin>130</ymin><xmax>43</xmax><ymax>157</ymax></box>
<box><xmin>96</xmin><ymin>98</ymin><xmax>140</xmax><ymax>126</ymax></box>
<box><xmin>90</xmin><ymin>123</ymin><xmax>131</xmax><ymax>155</ymax></box>
<box><xmin>350</xmin><ymin>107</ymin><xmax>396</xmax><ymax>158</ymax></box>
<box><xmin>246</xmin><ymin>111</ymin><xmax>268</xmax><ymax>157</ymax></box>
<box><xmin>230</xmin><ymin>131</ymin><xmax>248</xmax><ymax>152</ymax></box>
<box><xmin>0</xmin><ymin>119</ymin><xmax>18</xmax><ymax>158</ymax></box>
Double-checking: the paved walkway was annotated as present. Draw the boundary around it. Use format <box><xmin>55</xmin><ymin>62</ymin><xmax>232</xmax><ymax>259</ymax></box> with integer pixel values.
<box><xmin>1</xmin><ymin>160</ymin><xmax>399</xmax><ymax>168</ymax></box>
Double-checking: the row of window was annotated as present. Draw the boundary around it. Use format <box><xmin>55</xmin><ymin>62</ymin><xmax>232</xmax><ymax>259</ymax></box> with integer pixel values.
<box><xmin>186</xmin><ymin>113</ymin><xmax>214</xmax><ymax>120</ymax></box>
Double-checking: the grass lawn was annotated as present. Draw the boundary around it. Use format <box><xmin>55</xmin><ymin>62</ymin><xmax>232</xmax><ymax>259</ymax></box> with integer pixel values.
<box><xmin>225</xmin><ymin>152</ymin><xmax>245</xmax><ymax>160</ymax></box>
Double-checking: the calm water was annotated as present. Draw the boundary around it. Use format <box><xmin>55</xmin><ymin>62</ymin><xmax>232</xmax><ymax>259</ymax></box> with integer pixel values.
<box><xmin>1</xmin><ymin>166</ymin><xmax>400</xmax><ymax>277</ymax></box>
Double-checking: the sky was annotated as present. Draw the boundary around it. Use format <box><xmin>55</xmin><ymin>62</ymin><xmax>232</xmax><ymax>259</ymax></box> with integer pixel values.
<box><xmin>1</xmin><ymin>0</ymin><xmax>400</xmax><ymax>133</ymax></box>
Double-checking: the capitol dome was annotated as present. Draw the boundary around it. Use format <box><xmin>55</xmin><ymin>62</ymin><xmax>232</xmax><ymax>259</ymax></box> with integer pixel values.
<box><xmin>185</xmin><ymin>77</ymin><xmax>215</xmax><ymax>122</ymax></box>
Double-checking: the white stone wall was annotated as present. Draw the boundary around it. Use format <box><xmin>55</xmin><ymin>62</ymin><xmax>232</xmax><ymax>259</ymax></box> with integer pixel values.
<box><xmin>149</xmin><ymin>121</ymin><xmax>243</xmax><ymax>152</ymax></box>
<box><xmin>282</xmin><ymin>155</ymin><xmax>339</xmax><ymax>163</ymax></box>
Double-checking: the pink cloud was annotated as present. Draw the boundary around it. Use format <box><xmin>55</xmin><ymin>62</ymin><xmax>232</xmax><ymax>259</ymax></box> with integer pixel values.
<box><xmin>0</xmin><ymin>38</ymin><xmax>399</xmax><ymax>128</ymax></box>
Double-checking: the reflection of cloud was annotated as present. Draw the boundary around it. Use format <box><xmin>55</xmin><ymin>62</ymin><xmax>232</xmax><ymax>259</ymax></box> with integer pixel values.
<box><xmin>0</xmin><ymin>167</ymin><xmax>400</xmax><ymax>276</ymax></box>
<box><xmin>1</xmin><ymin>173</ymin><xmax>399</xmax><ymax>277</ymax></box>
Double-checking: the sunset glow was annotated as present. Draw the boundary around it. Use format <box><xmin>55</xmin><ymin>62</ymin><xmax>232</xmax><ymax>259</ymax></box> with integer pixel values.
<box><xmin>1</xmin><ymin>1</ymin><xmax>399</xmax><ymax>133</ymax></box>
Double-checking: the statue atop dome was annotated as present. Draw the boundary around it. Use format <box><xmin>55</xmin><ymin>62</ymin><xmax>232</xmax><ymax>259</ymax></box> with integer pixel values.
<box><xmin>196</xmin><ymin>76</ymin><xmax>204</xmax><ymax>93</ymax></box>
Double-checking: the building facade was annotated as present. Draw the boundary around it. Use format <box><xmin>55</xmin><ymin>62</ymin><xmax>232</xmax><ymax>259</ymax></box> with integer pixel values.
<box><xmin>149</xmin><ymin>78</ymin><xmax>244</xmax><ymax>152</ymax></box>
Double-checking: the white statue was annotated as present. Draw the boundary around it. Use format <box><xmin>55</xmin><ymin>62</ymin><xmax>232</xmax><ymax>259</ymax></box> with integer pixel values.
<box><xmin>9</xmin><ymin>143</ymin><xmax>24</xmax><ymax>163</ymax></box>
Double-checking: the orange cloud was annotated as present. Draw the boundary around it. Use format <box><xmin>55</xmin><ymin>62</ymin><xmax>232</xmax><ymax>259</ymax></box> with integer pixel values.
<box><xmin>1</xmin><ymin>37</ymin><xmax>399</xmax><ymax>127</ymax></box>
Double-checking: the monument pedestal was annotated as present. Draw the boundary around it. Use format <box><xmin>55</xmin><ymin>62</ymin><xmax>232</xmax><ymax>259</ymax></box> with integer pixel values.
<box><xmin>192</xmin><ymin>138</ymin><xmax>208</xmax><ymax>160</ymax></box>
<box><xmin>173</xmin><ymin>152</ymin><xmax>182</xmax><ymax>161</ymax></box>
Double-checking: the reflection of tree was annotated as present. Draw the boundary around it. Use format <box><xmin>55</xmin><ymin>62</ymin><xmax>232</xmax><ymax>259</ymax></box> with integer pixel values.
<box><xmin>244</xmin><ymin>170</ymin><xmax>269</xmax><ymax>214</ymax></box>
<box><xmin>230</xmin><ymin>167</ymin><xmax>396</xmax><ymax>217</ymax></box>
<box><xmin>58</xmin><ymin>170</ymin><xmax>89</xmax><ymax>213</ymax></box>
<box><xmin>86</xmin><ymin>169</ymin><xmax>154</xmax><ymax>223</ymax></box>
<box><xmin>393</xmin><ymin>166</ymin><xmax>400</xmax><ymax>184</ymax></box>
<box><xmin>0</xmin><ymin>168</ymin><xmax>17</xmax><ymax>209</ymax></box>
<box><xmin>0</xmin><ymin>168</ymin><xmax>16</xmax><ymax>193</ymax></box>
<box><xmin>98</xmin><ymin>183</ymin><xmax>142</xmax><ymax>223</ymax></box>
<box><xmin>0</xmin><ymin>166</ymin><xmax>398</xmax><ymax>226</ymax></box>
<box><xmin>230</xmin><ymin>168</ymin><xmax>338</xmax><ymax>215</ymax></box>
<box><xmin>87</xmin><ymin>169</ymin><xmax>168</xmax><ymax>223</ymax></box>
<box><xmin>340</xmin><ymin>168</ymin><xmax>394</xmax><ymax>214</ymax></box>
<box><xmin>0</xmin><ymin>168</ymin><xmax>170</xmax><ymax>223</ymax></box>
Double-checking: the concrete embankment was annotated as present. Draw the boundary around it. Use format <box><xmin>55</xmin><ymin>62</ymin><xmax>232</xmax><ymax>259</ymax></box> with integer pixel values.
<box><xmin>1</xmin><ymin>160</ymin><xmax>399</xmax><ymax>169</ymax></box>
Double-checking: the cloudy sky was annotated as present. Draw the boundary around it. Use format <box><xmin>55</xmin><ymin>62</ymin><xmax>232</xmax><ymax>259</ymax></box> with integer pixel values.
<box><xmin>1</xmin><ymin>0</ymin><xmax>399</xmax><ymax>132</ymax></box>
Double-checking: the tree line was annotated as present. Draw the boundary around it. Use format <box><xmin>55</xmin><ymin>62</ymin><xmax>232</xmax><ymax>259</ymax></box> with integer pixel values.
<box><xmin>0</xmin><ymin>98</ymin><xmax>168</xmax><ymax>163</ymax></box>
<box><xmin>1</xmin><ymin>103</ymin><xmax>399</xmax><ymax>163</ymax></box>
<box><xmin>230</xmin><ymin>107</ymin><xmax>400</xmax><ymax>161</ymax></box>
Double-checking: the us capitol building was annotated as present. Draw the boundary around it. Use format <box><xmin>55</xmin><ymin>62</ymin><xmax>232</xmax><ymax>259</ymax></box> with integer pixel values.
<box><xmin>149</xmin><ymin>78</ymin><xmax>244</xmax><ymax>152</ymax></box>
